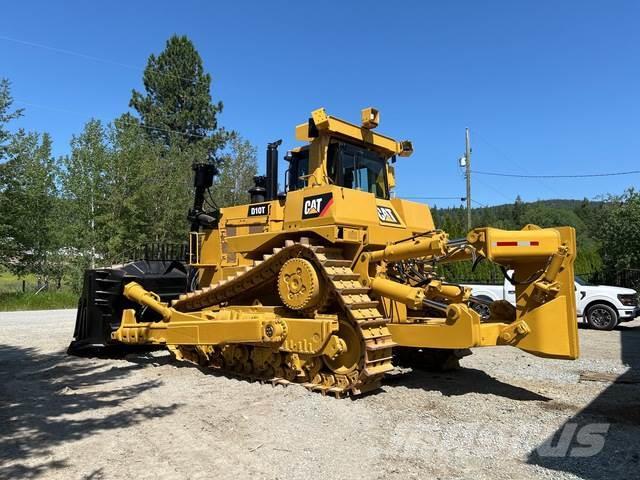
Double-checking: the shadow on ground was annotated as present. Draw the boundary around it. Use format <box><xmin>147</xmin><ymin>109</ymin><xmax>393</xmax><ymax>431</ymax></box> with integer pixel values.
<box><xmin>528</xmin><ymin>323</ymin><xmax>640</xmax><ymax>477</ymax></box>
<box><xmin>386</xmin><ymin>366</ymin><xmax>551</xmax><ymax>402</ymax></box>
<box><xmin>0</xmin><ymin>344</ymin><xmax>179</xmax><ymax>480</ymax></box>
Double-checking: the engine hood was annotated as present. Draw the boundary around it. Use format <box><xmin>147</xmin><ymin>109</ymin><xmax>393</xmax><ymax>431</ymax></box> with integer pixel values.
<box><xmin>578</xmin><ymin>284</ymin><xmax>637</xmax><ymax>296</ymax></box>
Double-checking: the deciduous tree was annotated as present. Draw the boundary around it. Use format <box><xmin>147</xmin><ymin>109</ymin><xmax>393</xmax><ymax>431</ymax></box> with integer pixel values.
<box><xmin>595</xmin><ymin>188</ymin><xmax>640</xmax><ymax>286</ymax></box>
<box><xmin>0</xmin><ymin>131</ymin><xmax>61</xmax><ymax>284</ymax></box>
<box><xmin>0</xmin><ymin>78</ymin><xmax>23</xmax><ymax>161</ymax></box>
<box><xmin>212</xmin><ymin>134</ymin><xmax>258</xmax><ymax>208</ymax></box>
<box><xmin>60</xmin><ymin>119</ymin><xmax>111</xmax><ymax>273</ymax></box>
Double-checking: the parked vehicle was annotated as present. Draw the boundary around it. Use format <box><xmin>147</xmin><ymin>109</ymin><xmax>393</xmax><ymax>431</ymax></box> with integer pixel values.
<box><xmin>463</xmin><ymin>274</ymin><xmax>639</xmax><ymax>331</ymax></box>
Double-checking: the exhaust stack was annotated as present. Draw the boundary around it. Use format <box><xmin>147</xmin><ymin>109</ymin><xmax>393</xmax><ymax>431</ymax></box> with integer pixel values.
<box><xmin>266</xmin><ymin>140</ymin><xmax>282</xmax><ymax>201</ymax></box>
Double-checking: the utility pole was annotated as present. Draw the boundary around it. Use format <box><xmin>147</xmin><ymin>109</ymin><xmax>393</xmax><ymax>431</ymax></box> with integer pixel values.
<box><xmin>465</xmin><ymin>128</ymin><xmax>472</xmax><ymax>230</ymax></box>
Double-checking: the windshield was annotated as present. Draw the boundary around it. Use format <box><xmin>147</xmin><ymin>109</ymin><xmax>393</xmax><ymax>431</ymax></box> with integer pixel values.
<box><xmin>344</xmin><ymin>154</ymin><xmax>388</xmax><ymax>198</ymax></box>
<box><xmin>329</xmin><ymin>141</ymin><xmax>389</xmax><ymax>199</ymax></box>
<box><xmin>575</xmin><ymin>276</ymin><xmax>594</xmax><ymax>286</ymax></box>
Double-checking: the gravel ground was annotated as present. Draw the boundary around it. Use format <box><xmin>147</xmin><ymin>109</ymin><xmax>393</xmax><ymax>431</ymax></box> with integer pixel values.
<box><xmin>1</xmin><ymin>309</ymin><xmax>638</xmax><ymax>480</ymax></box>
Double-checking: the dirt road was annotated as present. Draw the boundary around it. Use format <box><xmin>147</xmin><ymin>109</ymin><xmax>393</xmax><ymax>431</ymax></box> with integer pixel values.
<box><xmin>1</xmin><ymin>309</ymin><xmax>638</xmax><ymax>480</ymax></box>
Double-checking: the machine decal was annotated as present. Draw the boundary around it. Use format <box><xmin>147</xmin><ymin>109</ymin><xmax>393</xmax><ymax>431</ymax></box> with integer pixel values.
<box><xmin>493</xmin><ymin>240</ymin><xmax>539</xmax><ymax>247</ymax></box>
<box><xmin>302</xmin><ymin>193</ymin><xmax>333</xmax><ymax>219</ymax></box>
<box><xmin>247</xmin><ymin>203</ymin><xmax>270</xmax><ymax>217</ymax></box>
<box><xmin>377</xmin><ymin>205</ymin><xmax>400</xmax><ymax>225</ymax></box>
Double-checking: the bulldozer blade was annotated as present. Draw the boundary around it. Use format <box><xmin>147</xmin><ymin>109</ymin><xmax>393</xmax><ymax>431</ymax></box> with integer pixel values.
<box><xmin>510</xmin><ymin>226</ymin><xmax>579</xmax><ymax>360</ymax></box>
<box><xmin>68</xmin><ymin>260</ymin><xmax>187</xmax><ymax>353</ymax></box>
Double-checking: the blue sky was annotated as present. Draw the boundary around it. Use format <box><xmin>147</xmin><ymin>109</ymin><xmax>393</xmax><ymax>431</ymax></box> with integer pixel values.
<box><xmin>2</xmin><ymin>1</ymin><xmax>639</xmax><ymax>207</ymax></box>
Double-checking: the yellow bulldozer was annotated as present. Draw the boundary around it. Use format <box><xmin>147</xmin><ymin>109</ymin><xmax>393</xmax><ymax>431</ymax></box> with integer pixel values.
<box><xmin>69</xmin><ymin>107</ymin><xmax>579</xmax><ymax>397</ymax></box>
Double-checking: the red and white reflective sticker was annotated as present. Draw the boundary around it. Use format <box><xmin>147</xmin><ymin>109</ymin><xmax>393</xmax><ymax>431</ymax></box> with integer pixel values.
<box><xmin>493</xmin><ymin>240</ymin><xmax>540</xmax><ymax>247</ymax></box>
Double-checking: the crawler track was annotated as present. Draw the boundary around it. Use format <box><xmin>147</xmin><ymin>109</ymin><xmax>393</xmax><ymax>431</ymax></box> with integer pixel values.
<box><xmin>172</xmin><ymin>237</ymin><xmax>395</xmax><ymax>397</ymax></box>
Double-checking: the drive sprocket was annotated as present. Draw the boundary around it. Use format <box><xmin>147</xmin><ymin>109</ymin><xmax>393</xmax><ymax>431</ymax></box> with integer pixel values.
<box><xmin>277</xmin><ymin>257</ymin><xmax>323</xmax><ymax>311</ymax></box>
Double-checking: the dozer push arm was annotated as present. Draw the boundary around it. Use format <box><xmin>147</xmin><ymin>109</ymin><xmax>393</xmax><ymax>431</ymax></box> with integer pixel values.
<box><xmin>356</xmin><ymin>230</ymin><xmax>470</xmax><ymax>310</ymax></box>
<box><xmin>113</xmin><ymin>282</ymin><xmax>344</xmax><ymax>358</ymax></box>
<box><xmin>366</xmin><ymin>231</ymin><xmax>449</xmax><ymax>263</ymax></box>
<box><xmin>116</xmin><ymin>282</ymin><xmax>288</xmax><ymax>345</ymax></box>
<box><xmin>367</xmin><ymin>277</ymin><xmax>469</xmax><ymax>311</ymax></box>
<box><xmin>360</xmin><ymin>226</ymin><xmax>572</xmax><ymax>310</ymax></box>
<box><xmin>357</xmin><ymin>225</ymin><xmax>579</xmax><ymax>360</ymax></box>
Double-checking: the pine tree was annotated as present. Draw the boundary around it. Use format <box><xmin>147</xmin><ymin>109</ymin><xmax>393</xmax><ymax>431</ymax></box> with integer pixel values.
<box><xmin>512</xmin><ymin>194</ymin><xmax>525</xmax><ymax>227</ymax></box>
<box><xmin>129</xmin><ymin>35</ymin><xmax>226</xmax><ymax>163</ymax></box>
<box><xmin>125</xmin><ymin>35</ymin><xmax>230</xmax><ymax>246</ymax></box>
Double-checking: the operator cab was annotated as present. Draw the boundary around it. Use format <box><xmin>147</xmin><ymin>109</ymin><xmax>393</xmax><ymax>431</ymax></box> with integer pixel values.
<box><xmin>285</xmin><ymin>140</ymin><xmax>390</xmax><ymax>200</ymax></box>
<box><xmin>327</xmin><ymin>140</ymin><xmax>389</xmax><ymax>199</ymax></box>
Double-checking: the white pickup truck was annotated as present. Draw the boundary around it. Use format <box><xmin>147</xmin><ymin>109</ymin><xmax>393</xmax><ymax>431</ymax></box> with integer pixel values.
<box><xmin>462</xmin><ymin>275</ymin><xmax>639</xmax><ymax>330</ymax></box>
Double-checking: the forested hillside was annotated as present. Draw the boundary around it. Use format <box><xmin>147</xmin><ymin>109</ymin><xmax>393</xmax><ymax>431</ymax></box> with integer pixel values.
<box><xmin>432</xmin><ymin>194</ymin><xmax>640</xmax><ymax>287</ymax></box>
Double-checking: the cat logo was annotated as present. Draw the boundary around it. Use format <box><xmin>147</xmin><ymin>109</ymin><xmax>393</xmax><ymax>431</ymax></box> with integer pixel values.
<box><xmin>377</xmin><ymin>205</ymin><xmax>400</xmax><ymax>224</ymax></box>
<box><xmin>302</xmin><ymin>193</ymin><xmax>333</xmax><ymax>219</ymax></box>
<box><xmin>247</xmin><ymin>203</ymin><xmax>269</xmax><ymax>217</ymax></box>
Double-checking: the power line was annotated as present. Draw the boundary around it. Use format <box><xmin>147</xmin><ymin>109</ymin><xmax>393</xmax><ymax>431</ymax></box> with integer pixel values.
<box><xmin>473</xmin><ymin>174</ymin><xmax>513</xmax><ymax>203</ymax></box>
<box><xmin>472</xmin><ymin>169</ymin><xmax>640</xmax><ymax>179</ymax></box>
<box><xmin>15</xmin><ymin>99</ymin><xmax>213</xmax><ymax>140</ymax></box>
<box><xmin>401</xmin><ymin>196</ymin><xmax>487</xmax><ymax>207</ymax></box>
<box><xmin>473</xmin><ymin>131</ymin><xmax>562</xmax><ymax>197</ymax></box>
<box><xmin>0</xmin><ymin>35</ymin><xmax>200</xmax><ymax>84</ymax></box>
<box><xmin>403</xmin><ymin>196</ymin><xmax>464</xmax><ymax>200</ymax></box>
<box><xmin>460</xmin><ymin>132</ymin><xmax>540</xmax><ymax>206</ymax></box>
<box><xmin>0</xmin><ymin>35</ymin><xmax>140</xmax><ymax>71</ymax></box>
<box><xmin>1</xmin><ymin>32</ymin><xmax>222</xmax><ymax>141</ymax></box>
<box><xmin>11</xmin><ymin>35</ymin><xmax>633</xmax><ymax>184</ymax></box>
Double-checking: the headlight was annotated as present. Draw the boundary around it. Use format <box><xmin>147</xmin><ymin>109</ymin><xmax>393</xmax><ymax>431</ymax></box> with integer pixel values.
<box><xmin>618</xmin><ymin>294</ymin><xmax>638</xmax><ymax>306</ymax></box>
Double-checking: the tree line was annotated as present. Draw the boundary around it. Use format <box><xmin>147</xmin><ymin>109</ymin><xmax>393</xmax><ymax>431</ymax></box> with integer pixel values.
<box><xmin>432</xmin><ymin>193</ymin><xmax>640</xmax><ymax>288</ymax></box>
<box><xmin>0</xmin><ymin>36</ymin><xmax>257</xmax><ymax>291</ymax></box>
<box><xmin>1</xmin><ymin>35</ymin><xmax>639</xmax><ymax>292</ymax></box>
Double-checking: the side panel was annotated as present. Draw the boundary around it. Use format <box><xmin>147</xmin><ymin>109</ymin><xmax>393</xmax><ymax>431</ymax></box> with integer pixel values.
<box><xmin>213</xmin><ymin>188</ymin><xmax>434</xmax><ymax>257</ymax></box>
<box><xmin>390</xmin><ymin>198</ymin><xmax>435</xmax><ymax>233</ymax></box>
<box><xmin>282</xmin><ymin>185</ymin><xmax>432</xmax><ymax>247</ymax></box>
<box><xmin>197</xmin><ymin>200</ymin><xmax>285</xmax><ymax>278</ymax></box>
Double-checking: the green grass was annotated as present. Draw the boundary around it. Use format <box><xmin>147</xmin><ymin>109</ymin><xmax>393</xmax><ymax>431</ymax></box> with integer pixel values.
<box><xmin>0</xmin><ymin>291</ymin><xmax>78</xmax><ymax>311</ymax></box>
<box><xmin>0</xmin><ymin>271</ymin><xmax>38</xmax><ymax>293</ymax></box>
<box><xmin>0</xmin><ymin>269</ymin><xmax>78</xmax><ymax>311</ymax></box>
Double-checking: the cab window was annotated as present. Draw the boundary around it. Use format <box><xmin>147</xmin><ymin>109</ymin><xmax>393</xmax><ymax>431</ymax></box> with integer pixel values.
<box><xmin>286</xmin><ymin>149</ymin><xmax>309</xmax><ymax>191</ymax></box>
<box><xmin>329</xmin><ymin>141</ymin><xmax>389</xmax><ymax>199</ymax></box>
